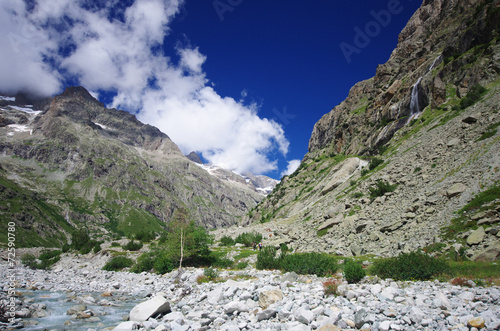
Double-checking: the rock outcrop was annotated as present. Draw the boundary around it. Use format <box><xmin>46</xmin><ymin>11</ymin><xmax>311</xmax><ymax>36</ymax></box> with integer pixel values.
<box><xmin>233</xmin><ymin>0</ymin><xmax>500</xmax><ymax>259</ymax></box>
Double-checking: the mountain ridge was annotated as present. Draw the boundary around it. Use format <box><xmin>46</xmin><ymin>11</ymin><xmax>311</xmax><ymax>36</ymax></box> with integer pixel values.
<box><xmin>0</xmin><ymin>87</ymin><xmax>264</xmax><ymax>247</ymax></box>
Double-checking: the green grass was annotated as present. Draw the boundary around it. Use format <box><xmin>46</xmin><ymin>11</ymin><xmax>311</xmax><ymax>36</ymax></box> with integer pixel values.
<box><xmin>441</xmin><ymin>184</ymin><xmax>500</xmax><ymax>240</ymax></box>
<box><xmin>447</xmin><ymin>261</ymin><xmax>500</xmax><ymax>280</ymax></box>
<box><xmin>477</xmin><ymin>121</ymin><xmax>500</xmax><ymax>142</ymax></box>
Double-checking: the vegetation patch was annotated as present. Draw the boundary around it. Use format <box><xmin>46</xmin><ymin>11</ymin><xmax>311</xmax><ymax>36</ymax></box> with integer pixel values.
<box><xmin>369</xmin><ymin>179</ymin><xmax>398</xmax><ymax>199</ymax></box>
<box><xmin>102</xmin><ymin>256</ymin><xmax>134</xmax><ymax>271</ymax></box>
<box><xmin>370</xmin><ymin>251</ymin><xmax>449</xmax><ymax>281</ymax></box>
<box><xmin>21</xmin><ymin>250</ymin><xmax>62</xmax><ymax>270</ymax></box>
<box><xmin>256</xmin><ymin>247</ymin><xmax>339</xmax><ymax>277</ymax></box>
<box><xmin>343</xmin><ymin>258</ymin><xmax>366</xmax><ymax>284</ymax></box>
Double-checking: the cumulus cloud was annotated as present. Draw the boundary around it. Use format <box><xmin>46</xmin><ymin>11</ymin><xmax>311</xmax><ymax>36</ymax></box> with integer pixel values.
<box><xmin>0</xmin><ymin>1</ymin><xmax>62</xmax><ymax>96</ymax></box>
<box><xmin>0</xmin><ymin>0</ymin><xmax>291</xmax><ymax>175</ymax></box>
<box><xmin>281</xmin><ymin>159</ymin><xmax>301</xmax><ymax>177</ymax></box>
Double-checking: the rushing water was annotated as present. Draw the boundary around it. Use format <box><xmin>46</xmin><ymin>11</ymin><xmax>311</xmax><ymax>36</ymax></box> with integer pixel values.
<box><xmin>19</xmin><ymin>290</ymin><xmax>142</xmax><ymax>330</ymax></box>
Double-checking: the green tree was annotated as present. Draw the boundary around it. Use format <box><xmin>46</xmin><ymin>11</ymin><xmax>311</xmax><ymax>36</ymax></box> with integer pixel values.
<box><xmin>165</xmin><ymin>208</ymin><xmax>213</xmax><ymax>270</ymax></box>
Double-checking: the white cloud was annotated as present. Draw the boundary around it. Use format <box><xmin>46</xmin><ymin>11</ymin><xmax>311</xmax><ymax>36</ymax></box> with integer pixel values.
<box><xmin>0</xmin><ymin>0</ymin><xmax>62</xmax><ymax>96</ymax></box>
<box><xmin>0</xmin><ymin>0</ymin><xmax>291</xmax><ymax>175</ymax></box>
<box><xmin>281</xmin><ymin>159</ymin><xmax>301</xmax><ymax>177</ymax></box>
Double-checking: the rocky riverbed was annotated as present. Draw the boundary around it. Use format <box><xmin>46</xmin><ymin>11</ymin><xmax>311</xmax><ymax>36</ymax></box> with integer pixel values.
<box><xmin>1</xmin><ymin>250</ymin><xmax>500</xmax><ymax>330</ymax></box>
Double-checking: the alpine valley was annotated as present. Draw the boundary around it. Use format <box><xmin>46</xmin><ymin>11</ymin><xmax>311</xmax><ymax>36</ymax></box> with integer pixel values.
<box><xmin>1</xmin><ymin>0</ymin><xmax>500</xmax><ymax>264</ymax></box>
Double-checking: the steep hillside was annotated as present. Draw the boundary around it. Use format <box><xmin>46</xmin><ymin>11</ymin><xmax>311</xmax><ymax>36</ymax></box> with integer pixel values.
<box><xmin>0</xmin><ymin>87</ymin><xmax>263</xmax><ymax>247</ymax></box>
<box><xmin>237</xmin><ymin>0</ymin><xmax>500</xmax><ymax>260</ymax></box>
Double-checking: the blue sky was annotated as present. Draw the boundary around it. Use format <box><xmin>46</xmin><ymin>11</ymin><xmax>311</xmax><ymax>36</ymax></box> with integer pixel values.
<box><xmin>0</xmin><ymin>0</ymin><xmax>422</xmax><ymax>179</ymax></box>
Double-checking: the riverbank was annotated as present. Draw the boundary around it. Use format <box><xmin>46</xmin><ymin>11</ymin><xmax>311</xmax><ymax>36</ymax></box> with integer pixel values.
<box><xmin>1</xmin><ymin>250</ymin><xmax>500</xmax><ymax>330</ymax></box>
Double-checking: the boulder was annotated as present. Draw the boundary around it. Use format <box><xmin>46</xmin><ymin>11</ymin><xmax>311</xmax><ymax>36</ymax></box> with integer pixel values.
<box><xmin>446</xmin><ymin>183</ymin><xmax>466</xmax><ymax>198</ymax></box>
<box><xmin>472</xmin><ymin>241</ymin><xmax>500</xmax><ymax>261</ymax></box>
<box><xmin>467</xmin><ymin>316</ymin><xmax>485</xmax><ymax>329</ymax></box>
<box><xmin>294</xmin><ymin>307</ymin><xmax>314</xmax><ymax>325</ymax></box>
<box><xmin>466</xmin><ymin>227</ymin><xmax>486</xmax><ymax>246</ymax></box>
<box><xmin>129</xmin><ymin>295</ymin><xmax>171</xmax><ymax>322</ymax></box>
<box><xmin>318</xmin><ymin>215</ymin><xmax>343</xmax><ymax>231</ymax></box>
<box><xmin>259</xmin><ymin>289</ymin><xmax>283</xmax><ymax>309</ymax></box>
<box><xmin>321</xmin><ymin>158</ymin><xmax>360</xmax><ymax>195</ymax></box>
<box><xmin>113</xmin><ymin>321</ymin><xmax>140</xmax><ymax>331</ymax></box>
<box><xmin>224</xmin><ymin>301</ymin><xmax>249</xmax><ymax>314</ymax></box>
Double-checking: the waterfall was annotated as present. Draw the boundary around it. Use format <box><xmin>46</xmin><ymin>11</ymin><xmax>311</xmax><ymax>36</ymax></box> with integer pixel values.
<box><xmin>428</xmin><ymin>55</ymin><xmax>442</xmax><ymax>72</ymax></box>
<box><xmin>409</xmin><ymin>77</ymin><xmax>423</xmax><ymax>117</ymax></box>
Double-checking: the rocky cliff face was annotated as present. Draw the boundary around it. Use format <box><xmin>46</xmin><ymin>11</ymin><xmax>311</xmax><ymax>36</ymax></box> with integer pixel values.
<box><xmin>308</xmin><ymin>0</ymin><xmax>500</xmax><ymax>156</ymax></box>
<box><xmin>0</xmin><ymin>87</ymin><xmax>262</xmax><ymax>247</ymax></box>
<box><xmin>235</xmin><ymin>0</ymin><xmax>500</xmax><ymax>260</ymax></box>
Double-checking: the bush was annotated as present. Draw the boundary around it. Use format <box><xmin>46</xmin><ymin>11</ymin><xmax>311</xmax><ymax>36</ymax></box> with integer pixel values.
<box><xmin>371</xmin><ymin>251</ymin><xmax>449</xmax><ymax>281</ymax></box>
<box><xmin>93</xmin><ymin>243</ymin><xmax>102</xmax><ymax>254</ymax></box>
<box><xmin>458</xmin><ymin>84</ymin><xmax>486</xmax><ymax>110</ymax></box>
<box><xmin>153</xmin><ymin>254</ymin><xmax>175</xmax><ymax>274</ymax></box>
<box><xmin>71</xmin><ymin>229</ymin><xmax>90</xmax><ymax>250</ymax></box>
<box><xmin>256</xmin><ymin>246</ymin><xmax>282</xmax><ymax>270</ymax></box>
<box><xmin>131</xmin><ymin>252</ymin><xmax>155</xmax><ymax>273</ymax></box>
<box><xmin>212</xmin><ymin>256</ymin><xmax>234</xmax><ymax>269</ymax></box>
<box><xmin>204</xmin><ymin>267</ymin><xmax>220</xmax><ymax>281</ymax></box>
<box><xmin>62</xmin><ymin>243</ymin><xmax>70</xmax><ymax>253</ymax></box>
<box><xmin>369</xmin><ymin>179</ymin><xmax>398</xmax><ymax>199</ymax></box>
<box><xmin>235</xmin><ymin>232</ymin><xmax>263</xmax><ymax>247</ymax></box>
<box><xmin>220</xmin><ymin>235</ymin><xmax>235</xmax><ymax>246</ymax></box>
<box><xmin>369</xmin><ymin>157</ymin><xmax>384</xmax><ymax>170</ymax></box>
<box><xmin>122</xmin><ymin>240</ymin><xmax>143</xmax><ymax>251</ymax></box>
<box><xmin>102</xmin><ymin>256</ymin><xmax>134</xmax><ymax>271</ymax></box>
<box><xmin>343</xmin><ymin>259</ymin><xmax>366</xmax><ymax>284</ymax></box>
<box><xmin>135</xmin><ymin>230</ymin><xmax>156</xmax><ymax>242</ymax></box>
<box><xmin>281</xmin><ymin>252</ymin><xmax>338</xmax><ymax>277</ymax></box>
<box><xmin>110</xmin><ymin>241</ymin><xmax>120</xmax><ymax>247</ymax></box>
<box><xmin>21</xmin><ymin>253</ymin><xmax>38</xmax><ymax>269</ymax></box>
<box><xmin>323</xmin><ymin>277</ymin><xmax>342</xmax><ymax>296</ymax></box>
<box><xmin>22</xmin><ymin>250</ymin><xmax>62</xmax><ymax>270</ymax></box>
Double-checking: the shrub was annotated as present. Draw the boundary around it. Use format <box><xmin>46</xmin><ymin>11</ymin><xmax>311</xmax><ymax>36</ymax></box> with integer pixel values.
<box><xmin>371</xmin><ymin>251</ymin><xmax>449</xmax><ymax>281</ymax></box>
<box><xmin>369</xmin><ymin>179</ymin><xmax>397</xmax><ymax>199</ymax></box>
<box><xmin>71</xmin><ymin>229</ymin><xmax>90</xmax><ymax>250</ymax></box>
<box><xmin>153</xmin><ymin>254</ymin><xmax>175</xmax><ymax>274</ymax></box>
<box><xmin>369</xmin><ymin>157</ymin><xmax>384</xmax><ymax>170</ymax></box>
<box><xmin>62</xmin><ymin>243</ymin><xmax>70</xmax><ymax>253</ymax></box>
<box><xmin>122</xmin><ymin>240</ymin><xmax>143</xmax><ymax>251</ymax></box>
<box><xmin>135</xmin><ymin>230</ymin><xmax>156</xmax><ymax>242</ymax></box>
<box><xmin>93</xmin><ymin>243</ymin><xmax>102</xmax><ymax>254</ymax></box>
<box><xmin>343</xmin><ymin>259</ymin><xmax>366</xmax><ymax>284</ymax></box>
<box><xmin>281</xmin><ymin>252</ymin><xmax>338</xmax><ymax>277</ymax></box>
<box><xmin>235</xmin><ymin>232</ymin><xmax>263</xmax><ymax>247</ymax></box>
<box><xmin>220</xmin><ymin>235</ymin><xmax>235</xmax><ymax>246</ymax></box>
<box><xmin>110</xmin><ymin>241</ymin><xmax>120</xmax><ymax>247</ymax></box>
<box><xmin>212</xmin><ymin>256</ymin><xmax>234</xmax><ymax>269</ymax></box>
<box><xmin>458</xmin><ymin>84</ymin><xmax>486</xmax><ymax>110</ymax></box>
<box><xmin>21</xmin><ymin>253</ymin><xmax>38</xmax><ymax>269</ymax></box>
<box><xmin>204</xmin><ymin>267</ymin><xmax>220</xmax><ymax>281</ymax></box>
<box><xmin>256</xmin><ymin>246</ymin><xmax>281</xmax><ymax>270</ymax></box>
<box><xmin>131</xmin><ymin>252</ymin><xmax>155</xmax><ymax>273</ymax></box>
<box><xmin>323</xmin><ymin>277</ymin><xmax>342</xmax><ymax>296</ymax></box>
<box><xmin>102</xmin><ymin>256</ymin><xmax>134</xmax><ymax>271</ymax></box>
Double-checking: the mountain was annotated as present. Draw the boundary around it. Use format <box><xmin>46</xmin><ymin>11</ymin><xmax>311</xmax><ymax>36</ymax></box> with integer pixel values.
<box><xmin>0</xmin><ymin>87</ymin><xmax>263</xmax><ymax>247</ymax></box>
<box><xmin>185</xmin><ymin>153</ymin><xmax>279</xmax><ymax>195</ymax></box>
<box><xmin>238</xmin><ymin>0</ymin><xmax>500</xmax><ymax>260</ymax></box>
